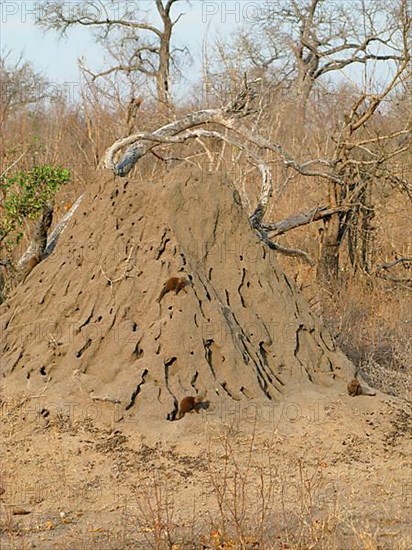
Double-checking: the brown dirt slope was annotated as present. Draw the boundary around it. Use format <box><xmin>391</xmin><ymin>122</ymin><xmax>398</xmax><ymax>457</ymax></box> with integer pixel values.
<box><xmin>0</xmin><ymin>166</ymin><xmax>352</xmax><ymax>418</ymax></box>
<box><xmin>0</xmin><ymin>166</ymin><xmax>411</xmax><ymax>548</ymax></box>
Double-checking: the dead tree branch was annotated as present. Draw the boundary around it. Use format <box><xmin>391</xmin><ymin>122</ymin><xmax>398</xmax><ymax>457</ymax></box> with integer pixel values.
<box><xmin>264</xmin><ymin>206</ymin><xmax>347</xmax><ymax>237</ymax></box>
<box><xmin>44</xmin><ymin>194</ymin><xmax>84</xmax><ymax>257</ymax></box>
<box><xmin>15</xmin><ymin>195</ymin><xmax>84</xmax><ymax>280</ymax></box>
<box><xmin>376</xmin><ymin>257</ymin><xmax>412</xmax><ymax>287</ymax></box>
<box><xmin>104</xmin><ymin>80</ymin><xmax>319</xmax><ymax>263</ymax></box>
<box><xmin>17</xmin><ymin>205</ymin><xmax>53</xmax><ymax>282</ymax></box>
<box><xmin>376</xmin><ymin>257</ymin><xmax>412</xmax><ymax>272</ymax></box>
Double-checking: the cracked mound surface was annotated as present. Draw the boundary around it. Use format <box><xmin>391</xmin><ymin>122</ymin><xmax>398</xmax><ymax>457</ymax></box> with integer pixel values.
<box><xmin>1</xmin><ymin>166</ymin><xmax>410</xmax><ymax>549</ymax></box>
<box><xmin>0</xmin><ymin>166</ymin><xmax>353</xmax><ymax>421</ymax></box>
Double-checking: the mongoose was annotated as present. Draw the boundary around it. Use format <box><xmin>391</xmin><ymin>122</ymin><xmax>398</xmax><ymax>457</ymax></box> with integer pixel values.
<box><xmin>157</xmin><ymin>276</ymin><xmax>191</xmax><ymax>303</ymax></box>
<box><xmin>347</xmin><ymin>376</ymin><xmax>376</xmax><ymax>397</ymax></box>
<box><xmin>19</xmin><ymin>254</ymin><xmax>41</xmax><ymax>283</ymax></box>
<box><xmin>176</xmin><ymin>394</ymin><xmax>204</xmax><ymax>420</ymax></box>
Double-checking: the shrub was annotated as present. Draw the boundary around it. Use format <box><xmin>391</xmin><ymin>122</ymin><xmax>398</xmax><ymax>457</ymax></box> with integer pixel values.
<box><xmin>0</xmin><ymin>164</ymin><xmax>70</xmax><ymax>250</ymax></box>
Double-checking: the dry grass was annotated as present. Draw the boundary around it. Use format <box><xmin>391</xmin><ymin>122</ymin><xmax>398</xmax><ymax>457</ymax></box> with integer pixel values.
<box><xmin>120</xmin><ymin>420</ymin><xmax>396</xmax><ymax>550</ymax></box>
<box><xmin>316</xmin><ymin>278</ymin><xmax>411</xmax><ymax>401</ymax></box>
<box><xmin>1</xmin><ymin>392</ymin><xmax>410</xmax><ymax>549</ymax></box>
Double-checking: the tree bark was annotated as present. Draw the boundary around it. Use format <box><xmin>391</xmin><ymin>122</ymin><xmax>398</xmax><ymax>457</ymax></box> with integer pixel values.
<box><xmin>317</xmin><ymin>217</ymin><xmax>341</xmax><ymax>282</ymax></box>
<box><xmin>157</xmin><ymin>14</ymin><xmax>172</xmax><ymax>107</ymax></box>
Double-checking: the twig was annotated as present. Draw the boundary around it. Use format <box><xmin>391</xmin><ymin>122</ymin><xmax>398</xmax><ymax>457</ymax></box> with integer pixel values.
<box><xmin>376</xmin><ymin>257</ymin><xmax>412</xmax><ymax>271</ymax></box>
<box><xmin>4</xmin><ymin>378</ymin><xmax>51</xmax><ymax>417</ymax></box>
<box><xmin>99</xmin><ymin>241</ymin><xmax>136</xmax><ymax>288</ymax></box>
<box><xmin>0</xmin><ymin>150</ymin><xmax>28</xmax><ymax>179</ymax></box>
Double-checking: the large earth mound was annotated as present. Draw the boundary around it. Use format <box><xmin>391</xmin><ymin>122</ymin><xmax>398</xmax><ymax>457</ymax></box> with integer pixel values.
<box><xmin>1</xmin><ymin>166</ymin><xmax>410</xmax><ymax>548</ymax></box>
<box><xmin>0</xmin><ymin>165</ymin><xmax>352</xmax><ymax>420</ymax></box>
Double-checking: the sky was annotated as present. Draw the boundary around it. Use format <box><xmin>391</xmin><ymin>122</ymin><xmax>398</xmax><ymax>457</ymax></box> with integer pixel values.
<box><xmin>0</xmin><ymin>1</ymin><xmax>398</xmax><ymax>103</ymax></box>
<box><xmin>0</xmin><ymin>0</ymin><xmax>249</xmax><ymax>99</ymax></box>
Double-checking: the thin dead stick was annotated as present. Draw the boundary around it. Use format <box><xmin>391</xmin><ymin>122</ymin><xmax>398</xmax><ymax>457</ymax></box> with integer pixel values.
<box><xmin>4</xmin><ymin>378</ymin><xmax>51</xmax><ymax>416</ymax></box>
<box><xmin>99</xmin><ymin>241</ymin><xmax>136</xmax><ymax>287</ymax></box>
<box><xmin>0</xmin><ymin>150</ymin><xmax>28</xmax><ymax>179</ymax></box>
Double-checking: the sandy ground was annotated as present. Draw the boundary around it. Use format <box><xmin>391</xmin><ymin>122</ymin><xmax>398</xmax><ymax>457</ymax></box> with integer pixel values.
<box><xmin>1</xmin><ymin>383</ymin><xmax>411</xmax><ymax>549</ymax></box>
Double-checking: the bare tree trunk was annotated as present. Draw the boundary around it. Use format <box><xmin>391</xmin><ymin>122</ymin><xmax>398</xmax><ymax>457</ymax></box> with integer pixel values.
<box><xmin>317</xmin><ymin>179</ymin><xmax>341</xmax><ymax>282</ymax></box>
<box><xmin>317</xmin><ymin>171</ymin><xmax>378</xmax><ymax>281</ymax></box>
<box><xmin>347</xmin><ymin>179</ymin><xmax>376</xmax><ymax>274</ymax></box>
<box><xmin>317</xmin><ymin>215</ymin><xmax>341</xmax><ymax>282</ymax></box>
<box><xmin>156</xmin><ymin>0</ymin><xmax>175</xmax><ymax>108</ymax></box>
<box><xmin>157</xmin><ymin>28</ymin><xmax>171</xmax><ymax>107</ymax></box>
<box><xmin>360</xmin><ymin>184</ymin><xmax>376</xmax><ymax>274</ymax></box>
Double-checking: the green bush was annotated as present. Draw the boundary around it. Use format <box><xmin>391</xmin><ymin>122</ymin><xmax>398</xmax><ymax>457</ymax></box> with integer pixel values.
<box><xmin>0</xmin><ymin>165</ymin><xmax>70</xmax><ymax>250</ymax></box>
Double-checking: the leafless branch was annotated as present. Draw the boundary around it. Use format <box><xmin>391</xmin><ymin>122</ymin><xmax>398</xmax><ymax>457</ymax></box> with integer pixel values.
<box><xmin>103</xmin><ymin>80</ymin><xmax>317</xmax><ymax>264</ymax></box>
<box><xmin>376</xmin><ymin>257</ymin><xmax>412</xmax><ymax>272</ymax></box>
<box><xmin>39</xmin><ymin>0</ymin><xmax>188</xmax><ymax>106</ymax></box>
<box><xmin>264</xmin><ymin>206</ymin><xmax>347</xmax><ymax>237</ymax></box>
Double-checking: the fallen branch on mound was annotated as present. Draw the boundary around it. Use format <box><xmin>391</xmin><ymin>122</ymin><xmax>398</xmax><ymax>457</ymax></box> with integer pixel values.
<box><xmin>103</xmin><ymin>80</ymin><xmax>343</xmax><ymax>264</ymax></box>
<box><xmin>0</xmin><ymin>194</ymin><xmax>84</xmax><ymax>302</ymax></box>
<box><xmin>44</xmin><ymin>194</ymin><xmax>84</xmax><ymax>257</ymax></box>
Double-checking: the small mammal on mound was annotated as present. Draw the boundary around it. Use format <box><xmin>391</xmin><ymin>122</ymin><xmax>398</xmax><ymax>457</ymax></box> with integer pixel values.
<box><xmin>20</xmin><ymin>254</ymin><xmax>41</xmax><ymax>283</ymax></box>
<box><xmin>157</xmin><ymin>276</ymin><xmax>191</xmax><ymax>303</ymax></box>
<box><xmin>176</xmin><ymin>393</ymin><xmax>205</xmax><ymax>420</ymax></box>
<box><xmin>347</xmin><ymin>373</ymin><xmax>376</xmax><ymax>397</ymax></box>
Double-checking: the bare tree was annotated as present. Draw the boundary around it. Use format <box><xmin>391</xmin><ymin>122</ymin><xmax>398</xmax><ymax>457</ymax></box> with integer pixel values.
<box><xmin>316</xmin><ymin>0</ymin><xmax>412</xmax><ymax>281</ymax></box>
<box><xmin>0</xmin><ymin>50</ymin><xmax>49</xmax><ymax>124</ymax></box>
<box><xmin>235</xmin><ymin>0</ymin><xmax>408</xmax><ymax>108</ymax></box>
<box><xmin>38</xmin><ymin>0</ymin><xmax>188</xmax><ymax>107</ymax></box>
